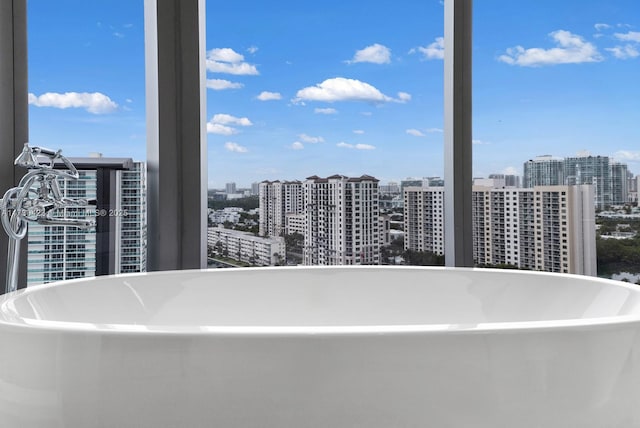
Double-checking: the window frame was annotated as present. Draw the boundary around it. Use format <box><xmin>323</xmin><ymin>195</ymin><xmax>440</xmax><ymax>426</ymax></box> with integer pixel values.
<box><xmin>1</xmin><ymin>0</ymin><xmax>473</xmax><ymax>291</ymax></box>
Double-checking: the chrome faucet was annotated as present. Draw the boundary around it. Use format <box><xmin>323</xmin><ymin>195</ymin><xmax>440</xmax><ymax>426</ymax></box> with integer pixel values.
<box><xmin>1</xmin><ymin>143</ymin><xmax>96</xmax><ymax>294</ymax></box>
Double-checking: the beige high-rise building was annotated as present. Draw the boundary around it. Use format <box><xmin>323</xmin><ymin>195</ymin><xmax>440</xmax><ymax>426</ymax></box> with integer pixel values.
<box><xmin>403</xmin><ymin>186</ymin><xmax>445</xmax><ymax>255</ymax></box>
<box><xmin>303</xmin><ymin>175</ymin><xmax>380</xmax><ymax>265</ymax></box>
<box><xmin>258</xmin><ymin>180</ymin><xmax>304</xmax><ymax>237</ymax></box>
<box><xmin>404</xmin><ymin>185</ymin><xmax>596</xmax><ymax>276</ymax></box>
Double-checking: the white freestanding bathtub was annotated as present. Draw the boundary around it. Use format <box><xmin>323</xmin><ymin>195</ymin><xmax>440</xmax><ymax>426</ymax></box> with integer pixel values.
<box><xmin>2</xmin><ymin>266</ymin><xmax>640</xmax><ymax>427</ymax></box>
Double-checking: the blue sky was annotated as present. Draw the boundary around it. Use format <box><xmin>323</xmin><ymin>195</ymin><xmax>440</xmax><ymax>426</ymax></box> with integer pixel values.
<box><xmin>27</xmin><ymin>0</ymin><xmax>640</xmax><ymax>188</ymax></box>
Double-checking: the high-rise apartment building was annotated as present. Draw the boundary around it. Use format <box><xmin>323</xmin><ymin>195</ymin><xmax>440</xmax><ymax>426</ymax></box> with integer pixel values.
<box><xmin>523</xmin><ymin>156</ymin><xmax>565</xmax><ymax>187</ymax></box>
<box><xmin>524</xmin><ymin>154</ymin><xmax>629</xmax><ymax>210</ymax></box>
<box><xmin>404</xmin><ymin>185</ymin><xmax>596</xmax><ymax>276</ymax></box>
<box><xmin>27</xmin><ymin>157</ymin><xmax>147</xmax><ymax>285</ymax></box>
<box><xmin>285</xmin><ymin>213</ymin><xmax>305</xmax><ymax>236</ymax></box>
<box><xmin>303</xmin><ymin>175</ymin><xmax>380</xmax><ymax>265</ymax></box>
<box><xmin>258</xmin><ymin>180</ymin><xmax>304</xmax><ymax>237</ymax></box>
<box><xmin>379</xmin><ymin>181</ymin><xmax>400</xmax><ymax>196</ymax></box>
<box><xmin>488</xmin><ymin>173</ymin><xmax>521</xmax><ymax>188</ymax></box>
<box><xmin>403</xmin><ymin>186</ymin><xmax>445</xmax><ymax>255</ymax></box>
<box><xmin>251</xmin><ymin>182</ymin><xmax>260</xmax><ymax>196</ymax></box>
<box><xmin>27</xmin><ymin>170</ymin><xmax>97</xmax><ymax>284</ymax></box>
<box><xmin>400</xmin><ymin>178</ymin><xmax>424</xmax><ymax>193</ymax></box>
<box><xmin>610</xmin><ymin>162</ymin><xmax>629</xmax><ymax>205</ymax></box>
<box><xmin>400</xmin><ymin>177</ymin><xmax>444</xmax><ymax>194</ymax></box>
<box><xmin>225</xmin><ymin>182</ymin><xmax>237</xmax><ymax>194</ymax></box>
<box><xmin>472</xmin><ymin>185</ymin><xmax>596</xmax><ymax>275</ymax></box>
<box><xmin>564</xmin><ymin>155</ymin><xmax>611</xmax><ymax>209</ymax></box>
<box><xmin>115</xmin><ymin>162</ymin><xmax>147</xmax><ymax>273</ymax></box>
<box><xmin>629</xmin><ymin>174</ymin><xmax>640</xmax><ymax>204</ymax></box>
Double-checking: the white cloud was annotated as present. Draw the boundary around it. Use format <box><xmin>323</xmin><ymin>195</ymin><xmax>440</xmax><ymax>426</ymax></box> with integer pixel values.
<box><xmin>314</xmin><ymin>107</ymin><xmax>338</xmax><ymax>114</ymax></box>
<box><xmin>206</xmin><ymin>48</ymin><xmax>259</xmax><ymax>75</ymax></box>
<box><xmin>498</xmin><ymin>30</ymin><xmax>603</xmax><ymax>66</ymax></box>
<box><xmin>406</xmin><ymin>129</ymin><xmax>426</xmax><ymax>137</ymax></box>
<box><xmin>206</xmin><ymin>79</ymin><xmax>244</xmax><ymax>90</ymax></box>
<box><xmin>28</xmin><ymin>92</ymin><xmax>118</xmax><ymax>114</ymax></box>
<box><xmin>291</xmin><ymin>142</ymin><xmax>304</xmax><ymax>150</ymax></box>
<box><xmin>607</xmin><ymin>31</ymin><xmax>640</xmax><ymax>59</ymax></box>
<box><xmin>207</xmin><ymin>123</ymin><xmax>237</xmax><ymax>135</ymax></box>
<box><xmin>207</xmin><ymin>113</ymin><xmax>252</xmax><ymax>134</ymax></box>
<box><xmin>614</xmin><ymin>31</ymin><xmax>640</xmax><ymax>42</ymax></box>
<box><xmin>397</xmin><ymin>92</ymin><xmax>412</xmax><ymax>103</ymax></box>
<box><xmin>503</xmin><ymin>166</ymin><xmax>519</xmax><ymax>175</ymax></box>
<box><xmin>211</xmin><ymin>113</ymin><xmax>253</xmax><ymax>127</ymax></box>
<box><xmin>410</xmin><ymin>37</ymin><xmax>444</xmax><ymax>60</ymax></box>
<box><xmin>595</xmin><ymin>23</ymin><xmax>611</xmax><ymax>32</ymax></box>
<box><xmin>224</xmin><ymin>142</ymin><xmax>248</xmax><ymax>153</ymax></box>
<box><xmin>294</xmin><ymin>77</ymin><xmax>404</xmax><ymax>104</ymax></box>
<box><xmin>247</xmin><ymin>46</ymin><xmax>259</xmax><ymax>54</ymax></box>
<box><xmin>208</xmin><ymin>47</ymin><xmax>244</xmax><ymax>63</ymax></box>
<box><xmin>606</xmin><ymin>45</ymin><xmax>640</xmax><ymax>59</ymax></box>
<box><xmin>353</xmin><ymin>130</ymin><xmax>365</xmax><ymax>134</ymax></box>
<box><xmin>254</xmin><ymin>167</ymin><xmax>281</xmax><ymax>175</ymax></box>
<box><xmin>355</xmin><ymin>143</ymin><xmax>375</xmax><ymax>150</ymax></box>
<box><xmin>336</xmin><ymin>142</ymin><xmax>375</xmax><ymax>150</ymax></box>
<box><xmin>298</xmin><ymin>133</ymin><xmax>324</xmax><ymax>144</ymax></box>
<box><xmin>405</xmin><ymin>127</ymin><xmax>441</xmax><ymax>137</ymax></box>
<box><xmin>348</xmin><ymin>43</ymin><xmax>391</xmax><ymax>64</ymax></box>
<box><xmin>256</xmin><ymin>91</ymin><xmax>282</xmax><ymax>101</ymax></box>
<box><xmin>614</xmin><ymin>150</ymin><xmax>640</xmax><ymax>162</ymax></box>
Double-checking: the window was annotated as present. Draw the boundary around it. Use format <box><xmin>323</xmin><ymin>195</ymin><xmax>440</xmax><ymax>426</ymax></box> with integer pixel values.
<box><xmin>6</xmin><ymin>1</ymin><xmax>634</xmax><ymax>288</ymax></box>
<box><xmin>473</xmin><ymin>1</ymin><xmax>639</xmax><ymax>277</ymax></box>
<box><xmin>206</xmin><ymin>0</ymin><xmax>443</xmax><ymax>267</ymax></box>
<box><xmin>23</xmin><ymin>1</ymin><xmax>147</xmax><ymax>286</ymax></box>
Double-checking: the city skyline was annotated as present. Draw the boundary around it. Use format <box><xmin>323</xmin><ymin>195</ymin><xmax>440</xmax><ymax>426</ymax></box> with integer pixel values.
<box><xmin>27</xmin><ymin>1</ymin><xmax>640</xmax><ymax>188</ymax></box>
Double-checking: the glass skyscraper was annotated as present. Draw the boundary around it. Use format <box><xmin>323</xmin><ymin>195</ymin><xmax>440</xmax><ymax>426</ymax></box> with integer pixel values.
<box><xmin>26</xmin><ymin>157</ymin><xmax>146</xmax><ymax>286</ymax></box>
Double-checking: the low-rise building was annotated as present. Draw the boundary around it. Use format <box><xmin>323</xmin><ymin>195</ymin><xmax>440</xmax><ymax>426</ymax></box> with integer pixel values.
<box><xmin>208</xmin><ymin>207</ymin><xmax>243</xmax><ymax>225</ymax></box>
<box><xmin>207</xmin><ymin>226</ymin><xmax>285</xmax><ymax>266</ymax></box>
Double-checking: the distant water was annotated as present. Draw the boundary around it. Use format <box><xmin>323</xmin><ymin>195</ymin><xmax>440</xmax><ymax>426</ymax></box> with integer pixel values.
<box><xmin>612</xmin><ymin>272</ymin><xmax>640</xmax><ymax>283</ymax></box>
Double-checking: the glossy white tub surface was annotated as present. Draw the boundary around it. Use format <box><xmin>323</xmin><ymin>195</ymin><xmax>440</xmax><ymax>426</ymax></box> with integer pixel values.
<box><xmin>2</xmin><ymin>266</ymin><xmax>640</xmax><ymax>427</ymax></box>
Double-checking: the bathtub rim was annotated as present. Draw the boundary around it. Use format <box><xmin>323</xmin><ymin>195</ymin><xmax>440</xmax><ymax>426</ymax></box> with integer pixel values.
<box><xmin>2</xmin><ymin>266</ymin><xmax>640</xmax><ymax>336</ymax></box>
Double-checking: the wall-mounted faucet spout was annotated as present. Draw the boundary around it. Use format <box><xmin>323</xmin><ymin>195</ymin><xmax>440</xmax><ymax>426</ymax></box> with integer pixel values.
<box><xmin>1</xmin><ymin>143</ymin><xmax>96</xmax><ymax>294</ymax></box>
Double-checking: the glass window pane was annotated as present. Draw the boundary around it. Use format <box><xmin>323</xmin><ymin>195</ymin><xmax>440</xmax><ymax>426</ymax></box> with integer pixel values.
<box><xmin>473</xmin><ymin>0</ymin><xmax>640</xmax><ymax>278</ymax></box>
<box><xmin>26</xmin><ymin>1</ymin><xmax>146</xmax><ymax>285</ymax></box>
<box><xmin>206</xmin><ymin>1</ymin><xmax>445</xmax><ymax>267</ymax></box>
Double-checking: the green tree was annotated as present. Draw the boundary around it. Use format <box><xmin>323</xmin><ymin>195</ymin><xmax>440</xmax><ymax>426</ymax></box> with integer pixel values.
<box><xmin>208</xmin><ymin>196</ymin><xmax>259</xmax><ymax>211</ymax></box>
<box><xmin>402</xmin><ymin>250</ymin><xmax>445</xmax><ymax>266</ymax></box>
<box><xmin>596</xmin><ymin>236</ymin><xmax>640</xmax><ymax>276</ymax></box>
<box><xmin>273</xmin><ymin>252</ymin><xmax>284</xmax><ymax>266</ymax></box>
